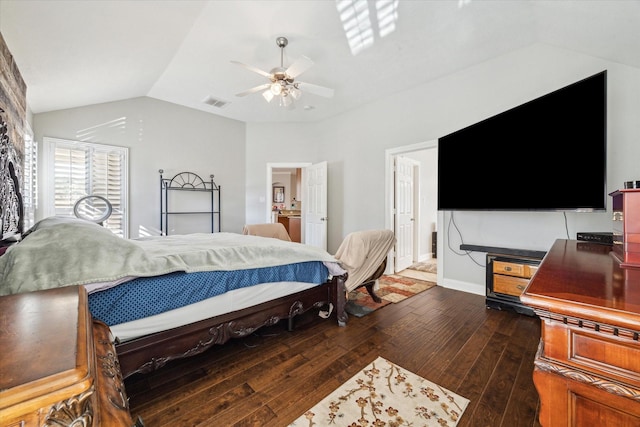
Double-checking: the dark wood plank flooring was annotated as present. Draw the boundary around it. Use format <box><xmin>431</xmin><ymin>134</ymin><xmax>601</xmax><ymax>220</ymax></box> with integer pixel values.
<box><xmin>125</xmin><ymin>285</ymin><xmax>542</xmax><ymax>426</ymax></box>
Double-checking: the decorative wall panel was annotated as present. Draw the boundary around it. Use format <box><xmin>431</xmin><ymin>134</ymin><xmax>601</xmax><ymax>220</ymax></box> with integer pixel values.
<box><xmin>0</xmin><ymin>31</ymin><xmax>27</xmax><ymax>237</ymax></box>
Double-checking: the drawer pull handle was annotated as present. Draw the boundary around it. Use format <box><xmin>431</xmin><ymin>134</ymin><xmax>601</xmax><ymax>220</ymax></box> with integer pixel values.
<box><xmin>504</xmin><ymin>266</ymin><xmax>512</xmax><ymax>272</ymax></box>
<box><xmin>517</xmin><ymin>285</ymin><xmax>525</xmax><ymax>290</ymax></box>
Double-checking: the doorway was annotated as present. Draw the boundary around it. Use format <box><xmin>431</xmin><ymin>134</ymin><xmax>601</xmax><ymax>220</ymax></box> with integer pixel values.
<box><xmin>266</xmin><ymin>162</ymin><xmax>329</xmax><ymax>250</ymax></box>
<box><xmin>384</xmin><ymin>140</ymin><xmax>439</xmax><ymax>276</ymax></box>
<box><xmin>267</xmin><ymin>163</ymin><xmax>309</xmax><ymax>240</ymax></box>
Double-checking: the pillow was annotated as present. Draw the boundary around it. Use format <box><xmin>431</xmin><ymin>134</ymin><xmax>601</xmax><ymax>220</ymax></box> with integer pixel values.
<box><xmin>21</xmin><ymin>216</ymin><xmax>99</xmax><ymax>240</ymax></box>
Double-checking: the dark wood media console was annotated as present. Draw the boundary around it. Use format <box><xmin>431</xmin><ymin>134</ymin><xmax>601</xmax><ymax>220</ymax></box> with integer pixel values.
<box><xmin>460</xmin><ymin>244</ymin><xmax>546</xmax><ymax>316</ymax></box>
<box><xmin>486</xmin><ymin>252</ymin><xmax>542</xmax><ymax>316</ymax></box>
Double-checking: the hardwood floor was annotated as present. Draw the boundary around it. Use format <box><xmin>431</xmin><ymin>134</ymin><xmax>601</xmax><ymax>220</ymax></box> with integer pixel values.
<box><xmin>125</xmin><ymin>285</ymin><xmax>542</xmax><ymax>426</ymax></box>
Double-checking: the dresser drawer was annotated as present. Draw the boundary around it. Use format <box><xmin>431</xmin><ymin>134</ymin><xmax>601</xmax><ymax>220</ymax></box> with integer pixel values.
<box><xmin>493</xmin><ymin>274</ymin><xmax>529</xmax><ymax>297</ymax></box>
<box><xmin>542</xmin><ymin>321</ymin><xmax>640</xmax><ymax>390</ymax></box>
<box><xmin>493</xmin><ymin>260</ymin><xmax>537</xmax><ymax>278</ymax></box>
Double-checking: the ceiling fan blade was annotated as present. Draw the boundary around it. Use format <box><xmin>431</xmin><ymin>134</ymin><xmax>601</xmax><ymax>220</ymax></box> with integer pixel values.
<box><xmin>285</xmin><ymin>56</ymin><xmax>314</xmax><ymax>78</ymax></box>
<box><xmin>235</xmin><ymin>83</ymin><xmax>271</xmax><ymax>97</ymax></box>
<box><xmin>297</xmin><ymin>81</ymin><xmax>335</xmax><ymax>98</ymax></box>
<box><xmin>231</xmin><ymin>60</ymin><xmax>272</xmax><ymax>78</ymax></box>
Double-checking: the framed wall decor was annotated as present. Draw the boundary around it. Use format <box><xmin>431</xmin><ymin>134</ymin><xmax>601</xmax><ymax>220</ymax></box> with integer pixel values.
<box><xmin>273</xmin><ymin>186</ymin><xmax>285</xmax><ymax>203</ymax></box>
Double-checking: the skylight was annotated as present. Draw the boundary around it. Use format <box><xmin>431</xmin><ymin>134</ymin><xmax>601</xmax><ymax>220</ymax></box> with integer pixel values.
<box><xmin>376</xmin><ymin>0</ymin><xmax>399</xmax><ymax>38</ymax></box>
<box><xmin>336</xmin><ymin>0</ymin><xmax>399</xmax><ymax>55</ymax></box>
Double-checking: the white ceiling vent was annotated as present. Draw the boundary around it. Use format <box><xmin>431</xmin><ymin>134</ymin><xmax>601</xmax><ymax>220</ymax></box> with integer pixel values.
<box><xmin>202</xmin><ymin>95</ymin><xmax>230</xmax><ymax>108</ymax></box>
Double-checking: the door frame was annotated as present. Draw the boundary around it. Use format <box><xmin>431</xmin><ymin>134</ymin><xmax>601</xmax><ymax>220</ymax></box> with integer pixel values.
<box><xmin>266</xmin><ymin>162</ymin><xmax>311</xmax><ymax>240</ymax></box>
<box><xmin>384</xmin><ymin>140</ymin><xmax>441</xmax><ymax>277</ymax></box>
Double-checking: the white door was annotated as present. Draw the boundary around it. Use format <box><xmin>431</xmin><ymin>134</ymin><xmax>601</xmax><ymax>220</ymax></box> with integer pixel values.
<box><xmin>303</xmin><ymin>161</ymin><xmax>328</xmax><ymax>250</ymax></box>
<box><xmin>394</xmin><ymin>156</ymin><xmax>415</xmax><ymax>271</ymax></box>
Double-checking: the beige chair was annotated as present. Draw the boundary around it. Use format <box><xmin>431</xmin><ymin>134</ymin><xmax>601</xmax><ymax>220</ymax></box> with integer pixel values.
<box><xmin>242</xmin><ymin>223</ymin><xmax>292</xmax><ymax>242</ymax></box>
<box><xmin>334</xmin><ymin>229</ymin><xmax>397</xmax><ymax>302</ymax></box>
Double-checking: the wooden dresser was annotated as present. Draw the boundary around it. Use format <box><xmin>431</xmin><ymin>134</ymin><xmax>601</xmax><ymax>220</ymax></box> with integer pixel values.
<box><xmin>0</xmin><ymin>286</ymin><xmax>142</xmax><ymax>427</ymax></box>
<box><xmin>521</xmin><ymin>239</ymin><xmax>640</xmax><ymax>426</ymax></box>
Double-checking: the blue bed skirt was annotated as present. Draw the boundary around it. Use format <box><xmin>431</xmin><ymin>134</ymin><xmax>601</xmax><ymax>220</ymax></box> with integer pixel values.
<box><xmin>88</xmin><ymin>261</ymin><xmax>329</xmax><ymax>326</ymax></box>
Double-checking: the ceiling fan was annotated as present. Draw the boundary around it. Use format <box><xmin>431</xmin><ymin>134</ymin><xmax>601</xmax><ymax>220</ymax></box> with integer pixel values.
<box><xmin>232</xmin><ymin>36</ymin><xmax>334</xmax><ymax>107</ymax></box>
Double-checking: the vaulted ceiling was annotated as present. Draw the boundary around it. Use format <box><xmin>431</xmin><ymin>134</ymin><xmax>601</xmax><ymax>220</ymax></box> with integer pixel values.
<box><xmin>1</xmin><ymin>0</ymin><xmax>638</xmax><ymax>123</ymax></box>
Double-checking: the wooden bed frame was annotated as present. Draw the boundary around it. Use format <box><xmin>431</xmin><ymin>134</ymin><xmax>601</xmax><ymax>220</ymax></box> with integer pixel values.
<box><xmin>116</xmin><ymin>275</ymin><xmax>348</xmax><ymax>379</ymax></box>
<box><xmin>0</xmin><ymin>122</ymin><xmax>349</xmax><ymax>379</ymax></box>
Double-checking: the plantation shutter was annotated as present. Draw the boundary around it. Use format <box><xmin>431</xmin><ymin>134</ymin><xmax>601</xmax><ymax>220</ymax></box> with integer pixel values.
<box><xmin>45</xmin><ymin>137</ymin><xmax>128</xmax><ymax>238</ymax></box>
<box><xmin>53</xmin><ymin>146</ymin><xmax>87</xmax><ymax>214</ymax></box>
<box><xmin>22</xmin><ymin>129</ymin><xmax>37</xmax><ymax>229</ymax></box>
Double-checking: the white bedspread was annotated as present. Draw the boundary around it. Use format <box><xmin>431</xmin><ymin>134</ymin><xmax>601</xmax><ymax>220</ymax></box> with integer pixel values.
<box><xmin>0</xmin><ymin>216</ymin><xmax>343</xmax><ymax>296</ymax></box>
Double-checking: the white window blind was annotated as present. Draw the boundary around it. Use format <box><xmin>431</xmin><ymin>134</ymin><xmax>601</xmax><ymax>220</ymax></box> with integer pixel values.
<box><xmin>43</xmin><ymin>137</ymin><xmax>128</xmax><ymax>238</ymax></box>
<box><xmin>22</xmin><ymin>125</ymin><xmax>37</xmax><ymax>230</ymax></box>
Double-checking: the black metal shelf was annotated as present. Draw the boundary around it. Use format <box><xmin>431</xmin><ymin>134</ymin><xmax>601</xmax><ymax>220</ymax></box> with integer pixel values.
<box><xmin>164</xmin><ymin>211</ymin><xmax>215</xmax><ymax>215</ymax></box>
<box><xmin>159</xmin><ymin>170</ymin><xmax>221</xmax><ymax>235</ymax></box>
<box><xmin>165</xmin><ymin>187</ymin><xmax>213</xmax><ymax>192</ymax></box>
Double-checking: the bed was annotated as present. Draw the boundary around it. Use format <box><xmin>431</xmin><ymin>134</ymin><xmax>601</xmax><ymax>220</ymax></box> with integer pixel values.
<box><xmin>0</xmin><ymin>215</ymin><xmax>348</xmax><ymax>379</ymax></box>
<box><xmin>0</xmin><ymin>216</ymin><xmax>349</xmax><ymax>377</ymax></box>
<box><xmin>2</xmin><ymin>111</ymin><xmax>349</xmax><ymax>379</ymax></box>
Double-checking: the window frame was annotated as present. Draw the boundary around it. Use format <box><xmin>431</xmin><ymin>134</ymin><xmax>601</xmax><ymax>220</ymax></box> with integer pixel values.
<box><xmin>42</xmin><ymin>137</ymin><xmax>129</xmax><ymax>238</ymax></box>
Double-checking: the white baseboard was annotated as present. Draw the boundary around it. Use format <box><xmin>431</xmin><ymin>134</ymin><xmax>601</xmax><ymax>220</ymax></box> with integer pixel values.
<box><xmin>439</xmin><ymin>278</ymin><xmax>484</xmax><ymax>296</ymax></box>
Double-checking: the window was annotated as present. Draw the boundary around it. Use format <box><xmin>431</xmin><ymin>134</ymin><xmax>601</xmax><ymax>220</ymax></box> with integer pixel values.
<box><xmin>22</xmin><ymin>124</ymin><xmax>37</xmax><ymax>230</ymax></box>
<box><xmin>42</xmin><ymin>137</ymin><xmax>128</xmax><ymax>238</ymax></box>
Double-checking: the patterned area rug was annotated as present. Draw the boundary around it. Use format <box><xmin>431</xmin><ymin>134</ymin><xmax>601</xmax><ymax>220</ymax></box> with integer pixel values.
<box><xmin>289</xmin><ymin>356</ymin><xmax>469</xmax><ymax>426</ymax></box>
<box><xmin>345</xmin><ymin>275</ymin><xmax>436</xmax><ymax>317</ymax></box>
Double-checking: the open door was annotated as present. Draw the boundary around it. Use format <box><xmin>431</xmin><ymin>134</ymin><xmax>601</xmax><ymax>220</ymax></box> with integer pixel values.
<box><xmin>394</xmin><ymin>156</ymin><xmax>416</xmax><ymax>271</ymax></box>
<box><xmin>303</xmin><ymin>161</ymin><xmax>328</xmax><ymax>250</ymax></box>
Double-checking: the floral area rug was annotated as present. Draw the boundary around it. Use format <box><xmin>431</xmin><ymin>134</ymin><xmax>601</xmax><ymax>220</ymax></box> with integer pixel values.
<box><xmin>289</xmin><ymin>356</ymin><xmax>469</xmax><ymax>427</ymax></box>
<box><xmin>345</xmin><ymin>275</ymin><xmax>436</xmax><ymax>317</ymax></box>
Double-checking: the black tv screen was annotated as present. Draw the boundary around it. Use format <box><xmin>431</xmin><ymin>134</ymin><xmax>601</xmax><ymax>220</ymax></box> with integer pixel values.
<box><xmin>438</xmin><ymin>71</ymin><xmax>607</xmax><ymax>212</ymax></box>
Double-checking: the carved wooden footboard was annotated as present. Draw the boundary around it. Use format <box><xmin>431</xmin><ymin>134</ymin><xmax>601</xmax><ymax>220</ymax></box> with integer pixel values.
<box><xmin>116</xmin><ymin>274</ymin><xmax>347</xmax><ymax>379</ymax></box>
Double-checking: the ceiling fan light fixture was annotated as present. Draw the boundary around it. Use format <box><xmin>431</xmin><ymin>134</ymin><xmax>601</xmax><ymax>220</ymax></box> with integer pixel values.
<box><xmin>263</xmin><ymin>90</ymin><xmax>274</xmax><ymax>103</ymax></box>
<box><xmin>270</xmin><ymin>82</ymin><xmax>283</xmax><ymax>95</ymax></box>
<box><xmin>290</xmin><ymin>86</ymin><xmax>302</xmax><ymax>100</ymax></box>
<box><xmin>233</xmin><ymin>36</ymin><xmax>334</xmax><ymax>108</ymax></box>
<box><xmin>279</xmin><ymin>94</ymin><xmax>293</xmax><ymax>108</ymax></box>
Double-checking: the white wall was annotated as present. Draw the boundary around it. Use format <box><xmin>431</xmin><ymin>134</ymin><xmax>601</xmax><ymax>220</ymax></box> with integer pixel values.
<box><xmin>245</xmin><ymin>43</ymin><xmax>640</xmax><ymax>295</ymax></box>
<box><xmin>29</xmin><ymin>43</ymin><xmax>640</xmax><ymax>296</ymax></box>
<box><xmin>33</xmin><ymin>97</ymin><xmax>247</xmax><ymax>237</ymax></box>
<box><xmin>245</xmin><ymin>121</ymin><xmax>326</xmax><ymax>226</ymax></box>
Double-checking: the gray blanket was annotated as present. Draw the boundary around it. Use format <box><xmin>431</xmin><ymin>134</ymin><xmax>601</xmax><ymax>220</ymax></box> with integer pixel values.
<box><xmin>0</xmin><ymin>217</ymin><xmax>339</xmax><ymax>296</ymax></box>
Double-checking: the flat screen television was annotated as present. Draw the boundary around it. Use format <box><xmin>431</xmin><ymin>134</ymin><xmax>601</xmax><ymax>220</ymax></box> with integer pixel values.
<box><xmin>437</xmin><ymin>70</ymin><xmax>607</xmax><ymax>211</ymax></box>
